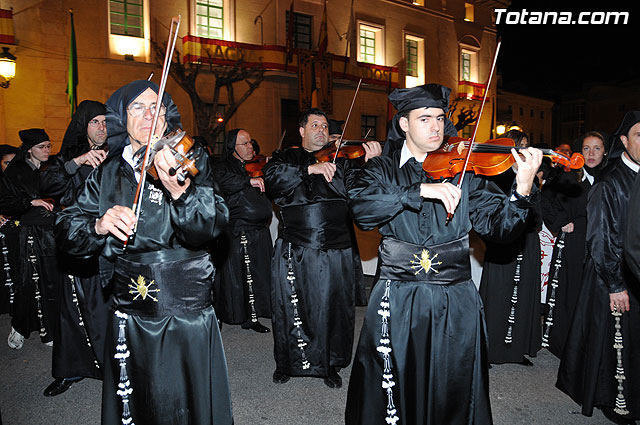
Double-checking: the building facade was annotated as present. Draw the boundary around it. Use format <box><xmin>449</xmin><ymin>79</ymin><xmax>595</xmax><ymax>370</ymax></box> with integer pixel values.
<box><xmin>495</xmin><ymin>89</ymin><xmax>554</xmax><ymax>146</ymax></box>
<box><xmin>0</xmin><ymin>0</ymin><xmax>504</xmax><ymax>152</ymax></box>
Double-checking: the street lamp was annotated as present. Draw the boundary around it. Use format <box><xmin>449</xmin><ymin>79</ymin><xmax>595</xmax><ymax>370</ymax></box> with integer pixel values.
<box><xmin>0</xmin><ymin>47</ymin><xmax>16</xmax><ymax>88</ymax></box>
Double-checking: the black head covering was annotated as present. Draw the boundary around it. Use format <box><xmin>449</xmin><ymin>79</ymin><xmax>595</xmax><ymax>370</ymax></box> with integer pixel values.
<box><xmin>609</xmin><ymin>111</ymin><xmax>640</xmax><ymax>159</ymax></box>
<box><xmin>328</xmin><ymin>119</ymin><xmax>344</xmax><ymax>136</ymax></box>
<box><xmin>60</xmin><ymin>100</ymin><xmax>106</xmax><ymax>159</ymax></box>
<box><xmin>105</xmin><ymin>80</ymin><xmax>181</xmax><ymax>155</ymax></box>
<box><xmin>15</xmin><ymin>128</ymin><xmax>50</xmax><ymax>161</ymax></box>
<box><xmin>224</xmin><ymin>128</ymin><xmax>242</xmax><ymax>158</ymax></box>
<box><xmin>0</xmin><ymin>144</ymin><xmax>18</xmax><ymax>157</ymax></box>
<box><xmin>384</xmin><ymin>83</ymin><xmax>457</xmax><ymax>156</ymax></box>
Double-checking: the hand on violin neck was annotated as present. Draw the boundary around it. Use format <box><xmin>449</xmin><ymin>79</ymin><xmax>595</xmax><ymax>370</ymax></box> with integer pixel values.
<box><xmin>250</xmin><ymin>177</ymin><xmax>265</xmax><ymax>192</ymax></box>
<box><xmin>308</xmin><ymin>162</ymin><xmax>336</xmax><ymax>182</ymax></box>
<box><xmin>362</xmin><ymin>141</ymin><xmax>382</xmax><ymax>162</ymax></box>
<box><xmin>154</xmin><ymin>145</ymin><xmax>191</xmax><ymax>200</ymax></box>
<box><xmin>512</xmin><ymin>147</ymin><xmax>543</xmax><ymax>197</ymax></box>
<box><xmin>419</xmin><ymin>182</ymin><xmax>461</xmax><ymax>216</ymax></box>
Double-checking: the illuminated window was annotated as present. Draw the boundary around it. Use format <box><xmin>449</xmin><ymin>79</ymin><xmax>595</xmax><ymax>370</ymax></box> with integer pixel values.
<box><xmin>405</xmin><ymin>34</ymin><xmax>425</xmax><ymax>87</ymax></box>
<box><xmin>464</xmin><ymin>3</ymin><xmax>474</xmax><ymax>22</ymax></box>
<box><xmin>110</xmin><ymin>0</ymin><xmax>143</xmax><ymax>37</ymax></box>
<box><xmin>196</xmin><ymin>0</ymin><xmax>224</xmax><ymax>39</ymax></box>
<box><xmin>406</xmin><ymin>39</ymin><xmax>418</xmax><ymax>77</ymax></box>
<box><xmin>461</xmin><ymin>52</ymin><xmax>471</xmax><ymax>81</ymax></box>
<box><xmin>358</xmin><ymin>22</ymin><xmax>384</xmax><ymax>65</ymax></box>
<box><xmin>361</xmin><ymin>115</ymin><xmax>377</xmax><ymax>140</ymax></box>
<box><xmin>360</xmin><ymin>28</ymin><xmax>375</xmax><ymax>63</ymax></box>
<box><xmin>286</xmin><ymin>11</ymin><xmax>312</xmax><ymax>50</ymax></box>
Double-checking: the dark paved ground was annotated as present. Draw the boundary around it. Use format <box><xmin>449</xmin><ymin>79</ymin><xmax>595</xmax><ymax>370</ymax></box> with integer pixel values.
<box><xmin>0</xmin><ymin>305</ymin><xmax>612</xmax><ymax>425</ymax></box>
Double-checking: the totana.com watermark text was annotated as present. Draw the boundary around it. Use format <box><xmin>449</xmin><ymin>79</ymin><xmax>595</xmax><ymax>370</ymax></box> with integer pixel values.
<box><xmin>495</xmin><ymin>9</ymin><xmax>629</xmax><ymax>25</ymax></box>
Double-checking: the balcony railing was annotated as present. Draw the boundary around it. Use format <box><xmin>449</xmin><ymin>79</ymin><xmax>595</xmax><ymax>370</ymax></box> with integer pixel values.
<box><xmin>458</xmin><ymin>80</ymin><xmax>486</xmax><ymax>101</ymax></box>
<box><xmin>182</xmin><ymin>35</ymin><xmax>399</xmax><ymax>88</ymax></box>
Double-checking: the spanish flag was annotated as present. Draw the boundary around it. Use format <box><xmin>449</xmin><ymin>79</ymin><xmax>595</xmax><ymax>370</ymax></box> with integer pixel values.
<box><xmin>0</xmin><ymin>9</ymin><xmax>15</xmax><ymax>45</ymax></box>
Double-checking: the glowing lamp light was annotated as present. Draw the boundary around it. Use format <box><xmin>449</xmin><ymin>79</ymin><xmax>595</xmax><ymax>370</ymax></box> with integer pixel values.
<box><xmin>0</xmin><ymin>47</ymin><xmax>17</xmax><ymax>88</ymax></box>
<box><xmin>509</xmin><ymin>125</ymin><xmax>521</xmax><ymax>131</ymax></box>
<box><xmin>217</xmin><ymin>117</ymin><xmax>224</xmax><ymax>123</ymax></box>
<box><xmin>496</xmin><ymin>124</ymin><xmax>506</xmax><ymax>135</ymax></box>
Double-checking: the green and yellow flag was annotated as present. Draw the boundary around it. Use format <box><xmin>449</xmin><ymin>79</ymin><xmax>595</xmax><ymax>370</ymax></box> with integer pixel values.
<box><xmin>67</xmin><ymin>10</ymin><xmax>77</xmax><ymax>116</ymax></box>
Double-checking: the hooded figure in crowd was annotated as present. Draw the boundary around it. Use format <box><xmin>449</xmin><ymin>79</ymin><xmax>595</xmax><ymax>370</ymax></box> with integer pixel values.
<box><xmin>55</xmin><ymin>80</ymin><xmax>233</xmax><ymax>425</ymax></box>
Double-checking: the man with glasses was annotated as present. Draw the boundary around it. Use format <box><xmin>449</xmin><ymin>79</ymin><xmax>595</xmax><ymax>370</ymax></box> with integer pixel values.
<box><xmin>212</xmin><ymin>128</ymin><xmax>273</xmax><ymax>333</ymax></box>
<box><xmin>55</xmin><ymin>80</ymin><xmax>232</xmax><ymax>424</ymax></box>
<box><xmin>41</xmin><ymin>100</ymin><xmax>112</xmax><ymax>397</ymax></box>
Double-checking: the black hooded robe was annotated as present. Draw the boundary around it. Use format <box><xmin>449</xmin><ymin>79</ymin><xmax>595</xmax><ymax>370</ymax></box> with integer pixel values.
<box><xmin>539</xmin><ymin>169</ymin><xmax>592</xmax><ymax>358</ymax></box>
<box><xmin>263</xmin><ymin>147</ymin><xmax>358</xmax><ymax>378</ymax></box>
<box><xmin>478</xmin><ymin>169</ymin><xmax>542</xmax><ymax>364</ymax></box>
<box><xmin>43</xmin><ymin>100</ymin><xmax>112</xmax><ymax>379</ymax></box>
<box><xmin>212</xmin><ymin>141</ymin><xmax>273</xmax><ymax>325</ymax></box>
<box><xmin>345</xmin><ymin>150</ymin><xmax>538</xmax><ymax>425</ymax></box>
<box><xmin>556</xmin><ymin>157</ymin><xmax>640</xmax><ymax>419</ymax></box>
<box><xmin>0</xmin><ymin>157</ymin><xmax>63</xmax><ymax>343</ymax></box>
<box><xmin>55</xmin><ymin>81</ymin><xmax>233</xmax><ymax>425</ymax></box>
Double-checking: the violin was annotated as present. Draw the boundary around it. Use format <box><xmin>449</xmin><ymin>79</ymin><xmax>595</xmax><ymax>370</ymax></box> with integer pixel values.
<box><xmin>245</xmin><ymin>154</ymin><xmax>267</xmax><ymax>177</ymax></box>
<box><xmin>136</xmin><ymin>128</ymin><xmax>199</xmax><ymax>182</ymax></box>
<box><xmin>314</xmin><ymin>140</ymin><xmax>382</xmax><ymax>163</ymax></box>
<box><xmin>422</xmin><ymin>136</ymin><xmax>585</xmax><ymax>180</ymax></box>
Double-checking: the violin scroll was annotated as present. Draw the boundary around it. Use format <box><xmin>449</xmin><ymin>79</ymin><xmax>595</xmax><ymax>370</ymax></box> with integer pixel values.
<box><xmin>548</xmin><ymin>151</ymin><xmax>585</xmax><ymax>170</ymax></box>
<box><xmin>136</xmin><ymin>129</ymin><xmax>200</xmax><ymax>181</ymax></box>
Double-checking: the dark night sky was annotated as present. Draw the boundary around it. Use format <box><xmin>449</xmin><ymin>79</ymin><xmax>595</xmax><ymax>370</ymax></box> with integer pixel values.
<box><xmin>495</xmin><ymin>0</ymin><xmax>640</xmax><ymax>99</ymax></box>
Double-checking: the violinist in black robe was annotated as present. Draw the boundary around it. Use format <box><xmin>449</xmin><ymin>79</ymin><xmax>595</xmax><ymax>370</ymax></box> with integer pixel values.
<box><xmin>0</xmin><ymin>129</ymin><xmax>62</xmax><ymax>349</ymax></box>
<box><xmin>479</xmin><ymin>130</ymin><xmax>542</xmax><ymax>366</ymax></box>
<box><xmin>55</xmin><ymin>80</ymin><xmax>232</xmax><ymax>425</ymax></box>
<box><xmin>540</xmin><ymin>131</ymin><xmax>607</xmax><ymax>358</ymax></box>
<box><xmin>263</xmin><ymin>107</ymin><xmax>381</xmax><ymax>388</ymax></box>
<box><xmin>0</xmin><ymin>144</ymin><xmax>18</xmax><ymax>315</ymax></box>
<box><xmin>212</xmin><ymin>128</ymin><xmax>272</xmax><ymax>333</ymax></box>
<box><xmin>42</xmin><ymin>100</ymin><xmax>112</xmax><ymax>397</ymax></box>
<box><xmin>345</xmin><ymin>84</ymin><xmax>542</xmax><ymax>425</ymax></box>
<box><xmin>557</xmin><ymin>112</ymin><xmax>640</xmax><ymax>423</ymax></box>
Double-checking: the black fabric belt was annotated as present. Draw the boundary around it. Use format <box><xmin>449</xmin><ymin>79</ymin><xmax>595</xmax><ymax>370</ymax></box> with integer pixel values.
<box><xmin>378</xmin><ymin>236</ymin><xmax>471</xmax><ymax>284</ymax></box>
<box><xmin>112</xmin><ymin>249</ymin><xmax>213</xmax><ymax>317</ymax></box>
<box><xmin>280</xmin><ymin>201</ymin><xmax>352</xmax><ymax>249</ymax></box>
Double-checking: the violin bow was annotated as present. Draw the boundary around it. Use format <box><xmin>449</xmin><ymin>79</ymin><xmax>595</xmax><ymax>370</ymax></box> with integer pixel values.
<box><xmin>446</xmin><ymin>38</ymin><xmax>502</xmax><ymax>224</ymax></box>
<box><xmin>125</xmin><ymin>15</ymin><xmax>181</xmax><ymax>249</ymax></box>
<box><xmin>333</xmin><ymin>78</ymin><xmax>362</xmax><ymax>164</ymax></box>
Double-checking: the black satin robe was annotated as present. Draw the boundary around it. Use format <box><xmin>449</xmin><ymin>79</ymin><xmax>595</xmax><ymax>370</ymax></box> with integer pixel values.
<box><xmin>624</xmin><ymin>171</ymin><xmax>640</xmax><ymax>282</ymax></box>
<box><xmin>263</xmin><ymin>147</ymin><xmax>359</xmax><ymax>377</ymax></box>
<box><xmin>0</xmin><ymin>159</ymin><xmax>63</xmax><ymax>342</ymax></box>
<box><xmin>212</xmin><ymin>155</ymin><xmax>273</xmax><ymax>324</ymax></box>
<box><xmin>540</xmin><ymin>170</ymin><xmax>591</xmax><ymax>358</ymax></box>
<box><xmin>479</xmin><ymin>169</ymin><xmax>542</xmax><ymax>364</ymax></box>
<box><xmin>55</xmin><ymin>144</ymin><xmax>233</xmax><ymax>425</ymax></box>
<box><xmin>557</xmin><ymin>158</ymin><xmax>640</xmax><ymax>419</ymax></box>
<box><xmin>45</xmin><ymin>152</ymin><xmax>112</xmax><ymax>379</ymax></box>
<box><xmin>345</xmin><ymin>151</ymin><xmax>538</xmax><ymax>425</ymax></box>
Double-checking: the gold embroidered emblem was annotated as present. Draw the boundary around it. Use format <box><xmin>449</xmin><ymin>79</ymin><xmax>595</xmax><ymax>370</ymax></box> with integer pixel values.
<box><xmin>410</xmin><ymin>249</ymin><xmax>442</xmax><ymax>276</ymax></box>
<box><xmin>14</xmin><ymin>220</ymin><xmax>19</xmax><ymax>226</ymax></box>
<box><xmin>129</xmin><ymin>275</ymin><xmax>160</xmax><ymax>302</ymax></box>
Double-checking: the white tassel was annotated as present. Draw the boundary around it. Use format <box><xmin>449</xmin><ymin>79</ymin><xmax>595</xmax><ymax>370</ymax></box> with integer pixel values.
<box><xmin>241</xmin><ymin>233</ymin><xmax>258</xmax><ymax>323</ymax></box>
<box><xmin>612</xmin><ymin>309</ymin><xmax>630</xmax><ymax>416</ymax></box>
<box><xmin>542</xmin><ymin>233</ymin><xmax>565</xmax><ymax>348</ymax></box>
<box><xmin>377</xmin><ymin>280</ymin><xmax>399</xmax><ymax>425</ymax></box>
<box><xmin>504</xmin><ymin>253</ymin><xmax>524</xmax><ymax>344</ymax></box>
<box><xmin>286</xmin><ymin>242</ymin><xmax>310</xmax><ymax>370</ymax></box>
<box><xmin>114</xmin><ymin>310</ymin><xmax>135</xmax><ymax>425</ymax></box>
